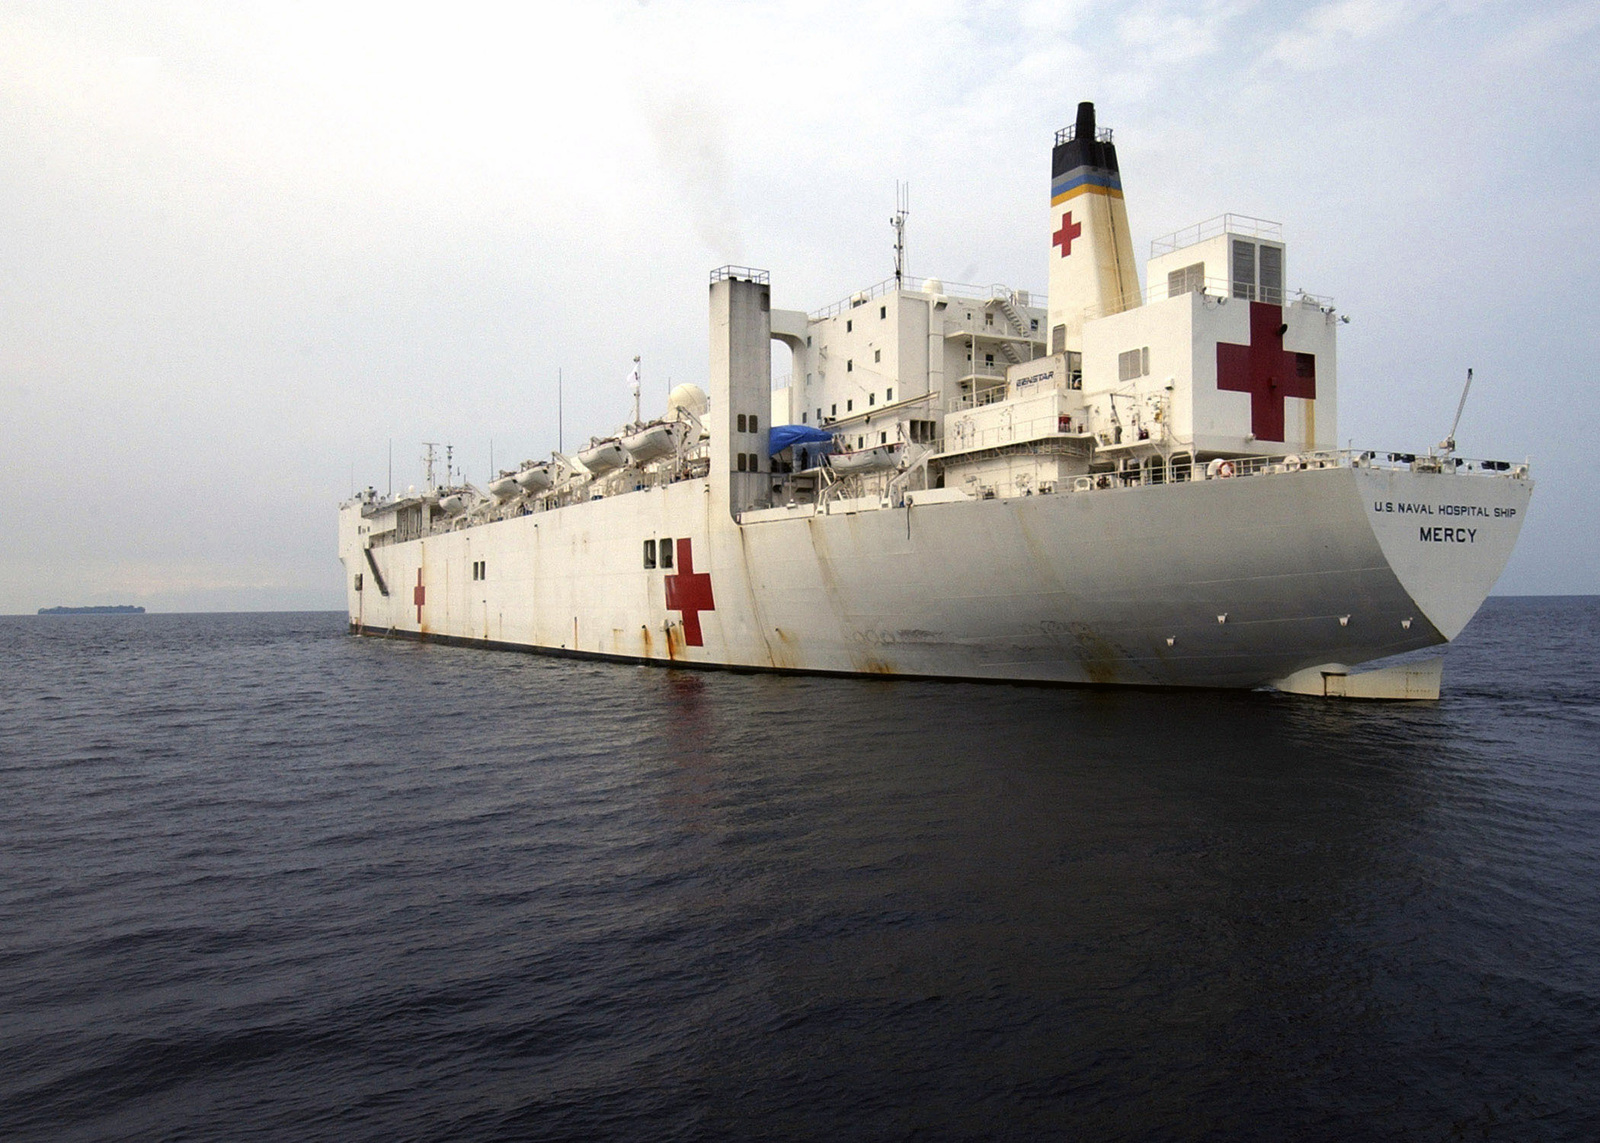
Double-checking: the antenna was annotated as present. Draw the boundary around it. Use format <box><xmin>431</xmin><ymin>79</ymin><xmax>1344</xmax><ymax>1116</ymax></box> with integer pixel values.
<box><xmin>629</xmin><ymin>356</ymin><xmax>642</xmax><ymax>425</ymax></box>
<box><xmin>387</xmin><ymin>438</ymin><xmax>392</xmax><ymax>497</ymax></box>
<box><xmin>558</xmin><ymin>368</ymin><xmax>564</xmax><ymax>454</ymax></box>
<box><xmin>891</xmin><ymin>182</ymin><xmax>910</xmax><ymax>286</ymax></box>
<box><xmin>422</xmin><ymin>442</ymin><xmax>440</xmax><ymax>490</ymax></box>
<box><xmin>1441</xmin><ymin>368</ymin><xmax>1474</xmax><ymax>456</ymax></box>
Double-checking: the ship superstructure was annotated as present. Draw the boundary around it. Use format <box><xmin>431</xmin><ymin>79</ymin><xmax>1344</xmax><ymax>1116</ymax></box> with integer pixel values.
<box><xmin>339</xmin><ymin>103</ymin><xmax>1530</xmax><ymax>698</ymax></box>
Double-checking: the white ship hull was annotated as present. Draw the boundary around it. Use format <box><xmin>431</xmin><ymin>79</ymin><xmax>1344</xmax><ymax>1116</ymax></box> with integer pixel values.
<box><xmin>340</xmin><ymin>460</ymin><xmax>1530</xmax><ymax>689</ymax></box>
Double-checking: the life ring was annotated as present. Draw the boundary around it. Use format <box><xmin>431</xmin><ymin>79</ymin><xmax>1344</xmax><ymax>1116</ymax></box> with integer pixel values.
<box><xmin>1216</xmin><ymin>461</ymin><xmax>1236</xmax><ymax>478</ymax></box>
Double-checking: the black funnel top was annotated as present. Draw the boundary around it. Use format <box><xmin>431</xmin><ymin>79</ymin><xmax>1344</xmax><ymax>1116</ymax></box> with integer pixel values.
<box><xmin>1053</xmin><ymin>101</ymin><xmax>1120</xmax><ymax>179</ymax></box>
<box><xmin>1076</xmin><ymin>101</ymin><xmax>1095</xmax><ymax>140</ymax></box>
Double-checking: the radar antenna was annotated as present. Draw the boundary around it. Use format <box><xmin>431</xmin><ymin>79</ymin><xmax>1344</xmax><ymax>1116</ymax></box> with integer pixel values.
<box><xmin>891</xmin><ymin>182</ymin><xmax>910</xmax><ymax>286</ymax></box>
<box><xmin>1440</xmin><ymin>368</ymin><xmax>1474</xmax><ymax>457</ymax></box>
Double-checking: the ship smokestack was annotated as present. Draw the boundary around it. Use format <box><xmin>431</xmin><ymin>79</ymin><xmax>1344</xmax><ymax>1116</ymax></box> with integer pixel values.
<box><xmin>1075</xmin><ymin>100</ymin><xmax>1095</xmax><ymax>141</ymax></box>
<box><xmin>1046</xmin><ymin>101</ymin><xmax>1141</xmax><ymax>356</ymax></box>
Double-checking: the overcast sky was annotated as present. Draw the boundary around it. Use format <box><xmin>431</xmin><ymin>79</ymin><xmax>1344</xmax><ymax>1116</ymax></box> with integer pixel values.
<box><xmin>2</xmin><ymin>0</ymin><xmax>1595</xmax><ymax>612</ymax></box>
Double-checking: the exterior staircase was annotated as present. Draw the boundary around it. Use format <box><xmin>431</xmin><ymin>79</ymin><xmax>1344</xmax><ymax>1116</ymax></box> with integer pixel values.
<box><xmin>995</xmin><ymin>293</ymin><xmax>1034</xmax><ymax>365</ymax></box>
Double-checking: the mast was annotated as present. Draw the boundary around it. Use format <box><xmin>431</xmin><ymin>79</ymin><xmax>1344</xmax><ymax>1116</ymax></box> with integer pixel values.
<box><xmin>891</xmin><ymin>182</ymin><xmax>910</xmax><ymax>286</ymax></box>
<box><xmin>629</xmin><ymin>356</ymin><xmax>642</xmax><ymax>426</ymax></box>
<box><xmin>422</xmin><ymin>442</ymin><xmax>439</xmax><ymax>490</ymax></box>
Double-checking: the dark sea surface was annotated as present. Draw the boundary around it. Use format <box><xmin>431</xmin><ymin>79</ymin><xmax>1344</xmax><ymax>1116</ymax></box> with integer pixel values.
<box><xmin>2</xmin><ymin>598</ymin><xmax>1598</xmax><ymax>1142</ymax></box>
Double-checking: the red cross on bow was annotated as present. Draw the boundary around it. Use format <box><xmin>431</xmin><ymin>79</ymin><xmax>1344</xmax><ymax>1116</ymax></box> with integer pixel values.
<box><xmin>1053</xmin><ymin>211</ymin><xmax>1082</xmax><ymax>257</ymax></box>
<box><xmin>413</xmin><ymin>569</ymin><xmax>425</xmax><ymax>623</ymax></box>
<box><xmin>1216</xmin><ymin>302</ymin><xmax>1317</xmax><ymax>442</ymax></box>
<box><xmin>664</xmin><ymin>538</ymin><xmax>715</xmax><ymax>647</ymax></box>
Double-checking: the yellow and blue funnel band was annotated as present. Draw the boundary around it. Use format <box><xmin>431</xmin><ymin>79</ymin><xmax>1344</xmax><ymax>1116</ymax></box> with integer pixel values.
<box><xmin>1051</xmin><ymin>165</ymin><xmax>1123</xmax><ymax>206</ymax></box>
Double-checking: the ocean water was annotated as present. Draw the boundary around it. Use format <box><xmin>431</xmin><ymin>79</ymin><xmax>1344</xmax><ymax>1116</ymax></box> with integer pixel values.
<box><xmin>1</xmin><ymin>598</ymin><xmax>1597</xmax><ymax>1142</ymax></box>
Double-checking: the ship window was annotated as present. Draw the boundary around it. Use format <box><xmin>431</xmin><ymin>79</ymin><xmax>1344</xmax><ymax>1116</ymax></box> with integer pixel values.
<box><xmin>737</xmin><ymin>413</ymin><xmax>746</xmax><ymax>432</ymax></box>
<box><xmin>643</xmin><ymin>540</ymin><xmax>656</xmax><ymax>569</ymax></box>
<box><xmin>1259</xmin><ymin>244</ymin><xmax>1283</xmax><ymax>304</ymax></box>
<box><xmin>880</xmin><ymin>432</ymin><xmax>887</xmax><ymax>444</ymax></box>
<box><xmin>886</xmin><ymin>388</ymin><xmax>893</xmax><ymax>401</ymax></box>
<box><xmin>1169</xmin><ymin>262</ymin><xmax>1205</xmax><ymax>298</ymax></box>
<box><xmin>874</xmin><ymin>349</ymin><xmax>881</xmax><ymax>363</ymax></box>
<box><xmin>869</xmin><ymin>394</ymin><xmax>875</xmax><ymax>406</ymax></box>
<box><xmin>880</xmin><ymin>305</ymin><xmax>886</xmax><ymax>319</ymax></box>
<box><xmin>847</xmin><ymin>399</ymin><xmax>853</xmax><ymax>411</ymax></box>
<box><xmin>1118</xmin><ymin>347</ymin><xmax>1151</xmax><ymax>381</ymax></box>
<box><xmin>858</xmin><ymin>436</ymin><xmax>864</xmax><ymax>448</ymax></box>
<box><xmin>1051</xmin><ymin>324</ymin><xmax>1066</xmax><ymax>354</ymax></box>
<box><xmin>985</xmin><ymin>353</ymin><xmax>994</xmax><ymax>367</ymax></box>
<box><xmin>985</xmin><ymin>312</ymin><xmax>994</xmax><ymax>326</ymax></box>
<box><xmin>737</xmin><ymin>454</ymin><xmax>747</xmax><ymax>472</ymax></box>
<box><xmin>750</xmin><ymin>415</ymin><xmax>758</xmax><ymax>433</ymax></box>
<box><xmin>1030</xmin><ymin>319</ymin><xmax>1039</xmax><ymax>331</ymax></box>
<box><xmin>1232</xmin><ymin>240</ymin><xmax>1256</xmax><ymax>301</ymax></box>
<box><xmin>355</xmin><ymin>573</ymin><xmax>363</xmax><ymax>591</ymax></box>
<box><xmin>846</xmin><ymin>319</ymin><xmax>853</xmax><ymax>332</ymax></box>
<box><xmin>847</xmin><ymin>360</ymin><xmax>853</xmax><ymax>372</ymax></box>
<box><xmin>660</xmin><ymin>538</ymin><xmax>673</xmax><ymax>568</ymax></box>
<box><xmin>801</xmin><ymin>412</ymin><xmax>807</xmax><ymax>424</ymax></box>
<box><xmin>831</xmin><ymin>404</ymin><xmax>837</xmax><ymax>416</ymax></box>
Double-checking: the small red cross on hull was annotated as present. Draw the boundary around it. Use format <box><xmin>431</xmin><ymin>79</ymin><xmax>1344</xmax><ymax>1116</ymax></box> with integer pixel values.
<box><xmin>664</xmin><ymin>539</ymin><xmax>715</xmax><ymax>646</ymax></box>
<box><xmin>414</xmin><ymin>569</ymin><xmax>425</xmax><ymax>624</ymax></box>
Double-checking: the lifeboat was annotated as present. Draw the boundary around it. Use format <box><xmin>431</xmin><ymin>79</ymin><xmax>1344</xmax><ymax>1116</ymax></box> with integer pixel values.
<box><xmin>438</xmin><ymin>493</ymin><xmax>468</xmax><ymax>515</ymax></box>
<box><xmin>621</xmin><ymin>422</ymin><xmax>681</xmax><ymax>464</ymax></box>
<box><xmin>488</xmin><ymin>473</ymin><xmax>521</xmax><ymax>502</ymax></box>
<box><xmin>577</xmin><ymin>439</ymin><xmax>628</xmax><ymax>476</ymax></box>
<box><xmin>828</xmin><ymin>444</ymin><xmax>900</xmax><ymax>474</ymax></box>
<box><xmin>512</xmin><ymin>461</ymin><xmax>552</xmax><ymax>493</ymax></box>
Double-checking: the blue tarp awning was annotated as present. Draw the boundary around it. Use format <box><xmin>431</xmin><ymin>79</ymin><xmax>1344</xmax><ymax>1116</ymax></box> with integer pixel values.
<box><xmin>767</xmin><ymin>424</ymin><xmax>835</xmax><ymax>456</ymax></box>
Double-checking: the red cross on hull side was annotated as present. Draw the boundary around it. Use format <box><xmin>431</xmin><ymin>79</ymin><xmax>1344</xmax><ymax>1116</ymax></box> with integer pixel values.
<box><xmin>1216</xmin><ymin>301</ymin><xmax>1317</xmax><ymax>443</ymax></box>
<box><xmin>413</xmin><ymin>569</ymin><xmax>425</xmax><ymax>624</ymax></box>
<box><xmin>1053</xmin><ymin>211</ymin><xmax>1083</xmax><ymax>257</ymax></box>
<box><xmin>664</xmin><ymin>538</ymin><xmax>715</xmax><ymax>646</ymax></box>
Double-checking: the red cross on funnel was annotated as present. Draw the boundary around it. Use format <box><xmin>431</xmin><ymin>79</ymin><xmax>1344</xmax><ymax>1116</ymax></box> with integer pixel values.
<box><xmin>1216</xmin><ymin>302</ymin><xmax>1317</xmax><ymax>442</ymax></box>
<box><xmin>1053</xmin><ymin>211</ymin><xmax>1082</xmax><ymax>257</ymax></box>
<box><xmin>664</xmin><ymin>538</ymin><xmax>715</xmax><ymax>647</ymax></box>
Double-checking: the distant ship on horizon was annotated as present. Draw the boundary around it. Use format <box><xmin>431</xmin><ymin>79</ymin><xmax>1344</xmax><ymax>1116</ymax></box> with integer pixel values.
<box><xmin>37</xmin><ymin>605</ymin><xmax>146</xmax><ymax>615</ymax></box>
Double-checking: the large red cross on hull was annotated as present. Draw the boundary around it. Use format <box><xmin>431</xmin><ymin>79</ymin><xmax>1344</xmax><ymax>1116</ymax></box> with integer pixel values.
<box><xmin>664</xmin><ymin>538</ymin><xmax>715</xmax><ymax>646</ymax></box>
<box><xmin>1216</xmin><ymin>301</ymin><xmax>1317</xmax><ymax>442</ymax></box>
<box><xmin>413</xmin><ymin>569</ymin><xmax>425</xmax><ymax>624</ymax></box>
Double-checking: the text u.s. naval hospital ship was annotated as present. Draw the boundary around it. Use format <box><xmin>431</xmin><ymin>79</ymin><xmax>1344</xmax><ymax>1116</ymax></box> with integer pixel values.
<box><xmin>339</xmin><ymin>103</ymin><xmax>1531</xmax><ymax>699</ymax></box>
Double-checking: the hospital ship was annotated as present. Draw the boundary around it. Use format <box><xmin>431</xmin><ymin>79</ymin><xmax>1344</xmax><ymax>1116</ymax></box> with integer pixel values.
<box><xmin>338</xmin><ymin>103</ymin><xmax>1531</xmax><ymax>698</ymax></box>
